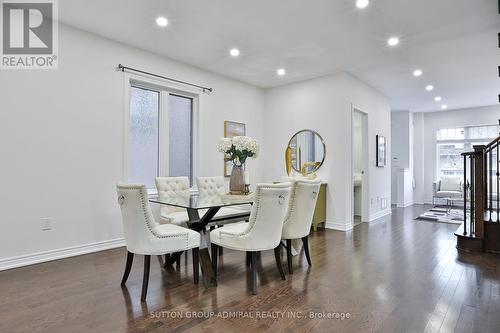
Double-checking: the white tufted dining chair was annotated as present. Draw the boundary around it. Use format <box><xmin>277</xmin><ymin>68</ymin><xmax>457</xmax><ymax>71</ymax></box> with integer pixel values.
<box><xmin>280</xmin><ymin>178</ymin><xmax>321</xmax><ymax>274</ymax></box>
<box><xmin>196</xmin><ymin>176</ymin><xmax>250</xmax><ymax>223</ymax></box>
<box><xmin>210</xmin><ymin>182</ymin><xmax>292</xmax><ymax>294</ymax></box>
<box><xmin>155</xmin><ymin>177</ymin><xmax>190</xmax><ymax>226</ymax></box>
<box><xmin>116</xmin><ymin>183</ymin><xmax>201</xmax><ymax>302</ymax></box>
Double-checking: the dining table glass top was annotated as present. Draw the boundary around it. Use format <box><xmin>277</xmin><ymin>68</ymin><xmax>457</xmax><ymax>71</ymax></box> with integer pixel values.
<box><xmin>149</xmin><ymin>193</ymin><xmax>254</xmax><ymax>210</ymax></box>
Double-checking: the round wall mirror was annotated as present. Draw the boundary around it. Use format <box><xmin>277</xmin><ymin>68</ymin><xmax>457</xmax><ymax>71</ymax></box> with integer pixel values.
<box><xmin>287</xmin><ymin>130</ymin><xmax>326</xmax><ymax>174</ymax></box>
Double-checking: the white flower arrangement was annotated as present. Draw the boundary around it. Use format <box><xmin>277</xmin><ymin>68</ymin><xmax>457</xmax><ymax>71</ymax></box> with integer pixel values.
<box><xmin>217</xmin><ymin>136</ymin><xmax>259</xmax><ymax>166</ymax></box>
<box><xmin>217</xmin><ymin>138</ymin><xmax>233</xmax><ymax>153</ymax></box>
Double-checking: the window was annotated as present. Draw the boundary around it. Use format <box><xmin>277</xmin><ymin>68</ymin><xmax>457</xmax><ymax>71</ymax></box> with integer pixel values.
<box><xmin>168</xmin><ymin>94</ymin><xmax>193</xmax><ymax>179</ymax></box>
<box><xmin>128</xmin><ymin>87</ymin><xmax>159</xmax><ymax>189</ymax></box>
<box><xmin>127</xmin><ymin>83</ymin><xmax>195</xmax><ymax>188</ymax></box>
<box><xmin>436</xmin><ymin>125</ymin><xmax>499</xmax><ymax>177</ymax></box>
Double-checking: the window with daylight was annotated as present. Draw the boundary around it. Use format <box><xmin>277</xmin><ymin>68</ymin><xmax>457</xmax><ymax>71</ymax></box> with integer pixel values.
<box><xmin>127</xmin><ymin>84</ymin><xmax>194</xmax><ymax>189</ymax></box>
<box><xmin>436</xmin><ymin>125</ymin><xmax>500</xmax><ymax>178</ymax></box>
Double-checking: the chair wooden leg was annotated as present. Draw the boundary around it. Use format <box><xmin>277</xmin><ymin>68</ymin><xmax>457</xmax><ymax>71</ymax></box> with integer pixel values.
<box><xmin>211</xmin><ymin>243</ymin><xmax>218</xmax><ymax>277</ymax></box>
<box><xmin>176</xmin><ymin>251</ymin><xmax>182</xmax><ymax>270</ymax></box>
<box><xmin>250</xmin><ymin>251</ymin><xmax>258</xmax><ymax>295</ymax></box>
<box><xmin>302</xmin><ymin>236</ymin><xmax>312</xmax><ymax>266</ymax></box>
<box><xmin>219</xmin><ymin>246</ymin><xmax>223</xmax><ymax>256</ymax></box>
<box><xmin>286</xmin><ymin>239</ymin><xmax>293</xmax><ymax>274</ymax></box>
<box><xmin>274</xmin><ymin>244</ymin><xmax>286</xmax><ymax>280</ymax></box>
<box><xmin>162</xmin><ymin>253</ymin><xmax>173</xmax><ymax>270</ymax></box>
<box><xmin>141</xmin><ymin>255</ymin><xmax>151</xmax><ymax>302</ymax></box>
<box><xmin>192</xmin><ymin>248</ymin><xmax>199</xmax><ymax>284</ymax></box>
<box><xmin>120</xmin><ymin>251</ymin><xmax>134</xmax><ymax>286</ymax></box>
<box><xmin>246</xmin><ymin>251</ymin><xmax>251</xmax><ymax>266</ymax></box>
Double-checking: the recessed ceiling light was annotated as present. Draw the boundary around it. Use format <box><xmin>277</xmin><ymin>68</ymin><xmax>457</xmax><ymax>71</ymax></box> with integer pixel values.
<box><xmin>277</xmin><ymin>68</ymin><xmax>286</xmax><ymax>76</ymax></box>
<box><xmin>441</xmin><ymin>104</ymin><xmax>448</xmax><ymax>110</ymax></box>
<box><xmin>229</xmin><ymin>48</ymin><xmax>240</xmax><ymax>57</ymax></box>
<box><xmin>413</xmin><ymin>69</ymin><xmax>423</xmax><ymax>77</ymax></box>
<box><xmin>434</xmin><ymin>96</ymin><xmax>442</xmax><ymax>102</ymax></box>
<box><xmin>387</xmin><ymin>37</ymin><xmax>399</xmax><ymax>47</ymax></box>
<box><xmin>425</xmin><ymin>85</ymin><xmax>434</xmax><ymax>91</ymax></box>
<box><xmin>156</xmin><ymin>16</ymin><xmax>168</xmax><ymax>27</ymax></box>
<box><xmin>356</xmin><ymin>0</ymin><xmax>369</xmax><ymax>9</ymax></box>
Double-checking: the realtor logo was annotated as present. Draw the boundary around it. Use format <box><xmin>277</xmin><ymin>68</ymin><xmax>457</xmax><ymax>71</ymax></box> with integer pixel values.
<box><xmin>1</xmin><ymin>0</ymin><xmax>58</xmax><ymax>69</ymax></box>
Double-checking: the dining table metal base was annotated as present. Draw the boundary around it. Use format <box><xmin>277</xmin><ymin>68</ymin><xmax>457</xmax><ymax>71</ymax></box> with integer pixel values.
<box><xmin>149</xmin><ymin>194</ymin><xmax>252</xmax><ymax>289</ymax></box>
<box><xmin>187</xmin><ymin>207</ymin><xmax>221</xmax><ymax>288</ymax></box>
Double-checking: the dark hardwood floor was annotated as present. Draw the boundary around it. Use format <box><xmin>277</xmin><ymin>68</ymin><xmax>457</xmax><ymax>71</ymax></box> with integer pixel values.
<box><xmin>1</xmin><ymin>205</ymin><xmax>499</xmax><ymax>333</ymax></box>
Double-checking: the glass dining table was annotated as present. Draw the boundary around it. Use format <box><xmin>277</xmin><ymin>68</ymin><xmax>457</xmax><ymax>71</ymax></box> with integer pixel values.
<box><xmin>149</xmin><ymin>194</ymin><xmax>253</xmax><ymax>288</ymax></box>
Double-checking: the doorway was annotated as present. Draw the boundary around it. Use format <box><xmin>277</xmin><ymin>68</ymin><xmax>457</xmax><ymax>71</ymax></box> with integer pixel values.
<box><xmin>352</xmin><ymin>108</ymin><xmax>368</xmax><ymax>224</ymax></box>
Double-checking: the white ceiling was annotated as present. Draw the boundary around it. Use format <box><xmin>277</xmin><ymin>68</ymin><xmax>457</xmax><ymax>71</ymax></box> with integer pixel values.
<box><xmin>59</xmin><ymin>0</ymin><xmax>500</xmax><ymax>112</ymax></box>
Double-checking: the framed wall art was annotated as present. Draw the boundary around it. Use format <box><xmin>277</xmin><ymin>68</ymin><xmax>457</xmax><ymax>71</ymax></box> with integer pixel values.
<box><xmin>224</xmin><ymin>121</ymin><xmax>246</xmax><ymax>177</ymax></box>
<box><xmin>376</xmin><ymin>135</ymin><xmax>386</xmax><ymax>167</ymax></box>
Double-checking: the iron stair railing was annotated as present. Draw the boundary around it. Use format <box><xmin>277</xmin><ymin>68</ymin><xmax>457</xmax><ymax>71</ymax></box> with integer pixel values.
<box><xmin>462</xmin><ymin>128</ymin><xmax>500</xmax><ymax>238</ymax></box>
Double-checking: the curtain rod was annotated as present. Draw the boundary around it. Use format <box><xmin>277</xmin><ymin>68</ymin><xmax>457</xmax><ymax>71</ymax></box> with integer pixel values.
<box><xmin>117</xmin><ymin>64</ymin><xmax>213</xmax><ymax>93</ymax></box>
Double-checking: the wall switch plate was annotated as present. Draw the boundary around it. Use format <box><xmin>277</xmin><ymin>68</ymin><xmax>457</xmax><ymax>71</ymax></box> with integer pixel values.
<box><xmin>381</xmin><ymin>198</ymin><xmax>388</xmax><ymax>209</ymax></box>
<box><xmin>41</xmin><ymin>217</ymin><xmax>52</xmax><ymax>231</ymax></box>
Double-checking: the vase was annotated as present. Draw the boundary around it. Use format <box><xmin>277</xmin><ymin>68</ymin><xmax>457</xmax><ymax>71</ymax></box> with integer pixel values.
<box><xmin>230</xmin><ymin>164</ymin><xmax>245</xmax><ymax>194</ymax></box>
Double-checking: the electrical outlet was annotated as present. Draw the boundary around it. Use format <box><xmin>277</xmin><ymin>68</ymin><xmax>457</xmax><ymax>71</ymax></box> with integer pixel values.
<box><xmin>41</xmin><ymin>217</ymin><xmax>52</xmax><ymax>231</ymax></box>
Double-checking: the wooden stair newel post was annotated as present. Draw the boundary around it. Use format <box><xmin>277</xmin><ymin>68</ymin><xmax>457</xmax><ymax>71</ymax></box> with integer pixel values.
<box><xmin>473</xmin><ymin>145</ymin><xmax>485</xmax><ymax>238</ymax></box>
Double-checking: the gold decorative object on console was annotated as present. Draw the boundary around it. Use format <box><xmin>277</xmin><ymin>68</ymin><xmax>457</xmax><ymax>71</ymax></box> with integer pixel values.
<box><xmin>285</xmin><ymin>146</ymin><xmax>292</xmax><ymax>176</ymax></box>
<box><xmin>300</xmin><ymin>161</ymin><xmax>320</xmax><ymax>179</ymax></box>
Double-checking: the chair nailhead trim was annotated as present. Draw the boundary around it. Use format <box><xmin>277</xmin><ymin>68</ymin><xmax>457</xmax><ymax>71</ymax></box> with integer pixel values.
<box><xmin>118</xmin><ymin>184</ymin><xmax>189</xmax><ymax>248</ymax></box>
<box><xmin>138</xmin><ymin>189</ymin><xmax>189</xmax><ymax>248</ymax></box>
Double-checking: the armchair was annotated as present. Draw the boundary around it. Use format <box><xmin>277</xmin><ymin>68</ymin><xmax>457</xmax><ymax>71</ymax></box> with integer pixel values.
<box><xmin>116</xmin><ymin>183</ymin><xmax>200</xmax><ymax>301</ymax></box>
<box><xmin>432</xmin><ymin>176</ymin><xmax>463</xmax><ymax>206</ymax></box>
<box><xmin>209</xmin><ymin>183</ymin><xmax>292</xmax><ymax>294</ymax></box>
<box><xmin>155</xmin><ymin>177</ymin><xmax>190</xmax><ymax>226</ymax></box>
<box><xmin>196</xmin><ymin>176</ymin><xmax>250</xmax><ymax>224</ymax></box>
<box><xmin>281</xmin><ymin>178</ymin><xmax>321</xmax><ymax>274</ymax></box>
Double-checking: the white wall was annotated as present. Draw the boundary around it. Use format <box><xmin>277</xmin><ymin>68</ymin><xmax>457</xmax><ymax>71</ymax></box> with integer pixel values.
<box><xmin>0</xmin><ymin>24</ymin><xmax>265</xmax><ymax>268</ymax></box>
<box><xmin>391</xmin><ymin>111</ymin><xmax>409</xmax><ymax>204</ymax></box>
<box><xmin>390</xmin><ymin>111</ymin><xmax>415</xmax><ymax>206</ymax></box>
<box><xmin>413</xmin><ymin>112</ymin><xmax>425</xmax><ymax>203</ymax></box>
<box><xmin>263</xmin><ymin>73</ymin><xmax>392</xmax><ymax>231</ymax></box>
<box><xmin>415</xmin><ymin>105</ymin><xmax>500</xmax><ymax>203</ymax></box>
<box><xmin>391</xmin><ymin>112</ymin><xmax>411</xmax><ymax>168</ymax></box>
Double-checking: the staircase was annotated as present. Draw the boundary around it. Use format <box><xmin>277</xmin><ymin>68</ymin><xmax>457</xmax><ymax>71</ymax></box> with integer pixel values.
<box><xmin>455</xmin><ymin>131</ymin><xmax>500</xmax><ymax>253</ymax></box>
<box><xmin>456</xmin><ymin>3</ymin><xmax>500</xmax><ymax>253</ymax></box>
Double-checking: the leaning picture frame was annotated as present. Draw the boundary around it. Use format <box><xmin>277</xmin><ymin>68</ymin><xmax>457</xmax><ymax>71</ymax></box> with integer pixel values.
<box><xmin>376</xmin><ymin>135</ymin><xmax>386</xmax><ymax>167</ymax></box>
<box><xmin>224</xmin><ymin>121</ymin><xmax>246</xmax><ymax>177</ymax></box>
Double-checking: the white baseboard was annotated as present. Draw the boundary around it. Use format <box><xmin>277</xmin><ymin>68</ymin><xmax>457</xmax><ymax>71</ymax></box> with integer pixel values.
<box><xmin>0</xmin><ymin>238</ymin><xmax>125</xmax><ymax>271</ymax></box>
<box><xmin>324</xmin><ymin>221</ymin><xmax>353</xmax><ymax>232</ymax></box>
<box><xmin>397</xmin><ymin>201</ymin><xmax>414</xmax><ymax>208</ymax></box>
<box><xmin>324</xmin><ymin>208</ymin><xmax>393</xmax><ymax>231</ymax></box>
<box><xmin>368</xmin><ymin>208</ymin><xmax>392</xmax><ymax>222</ymax></box>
